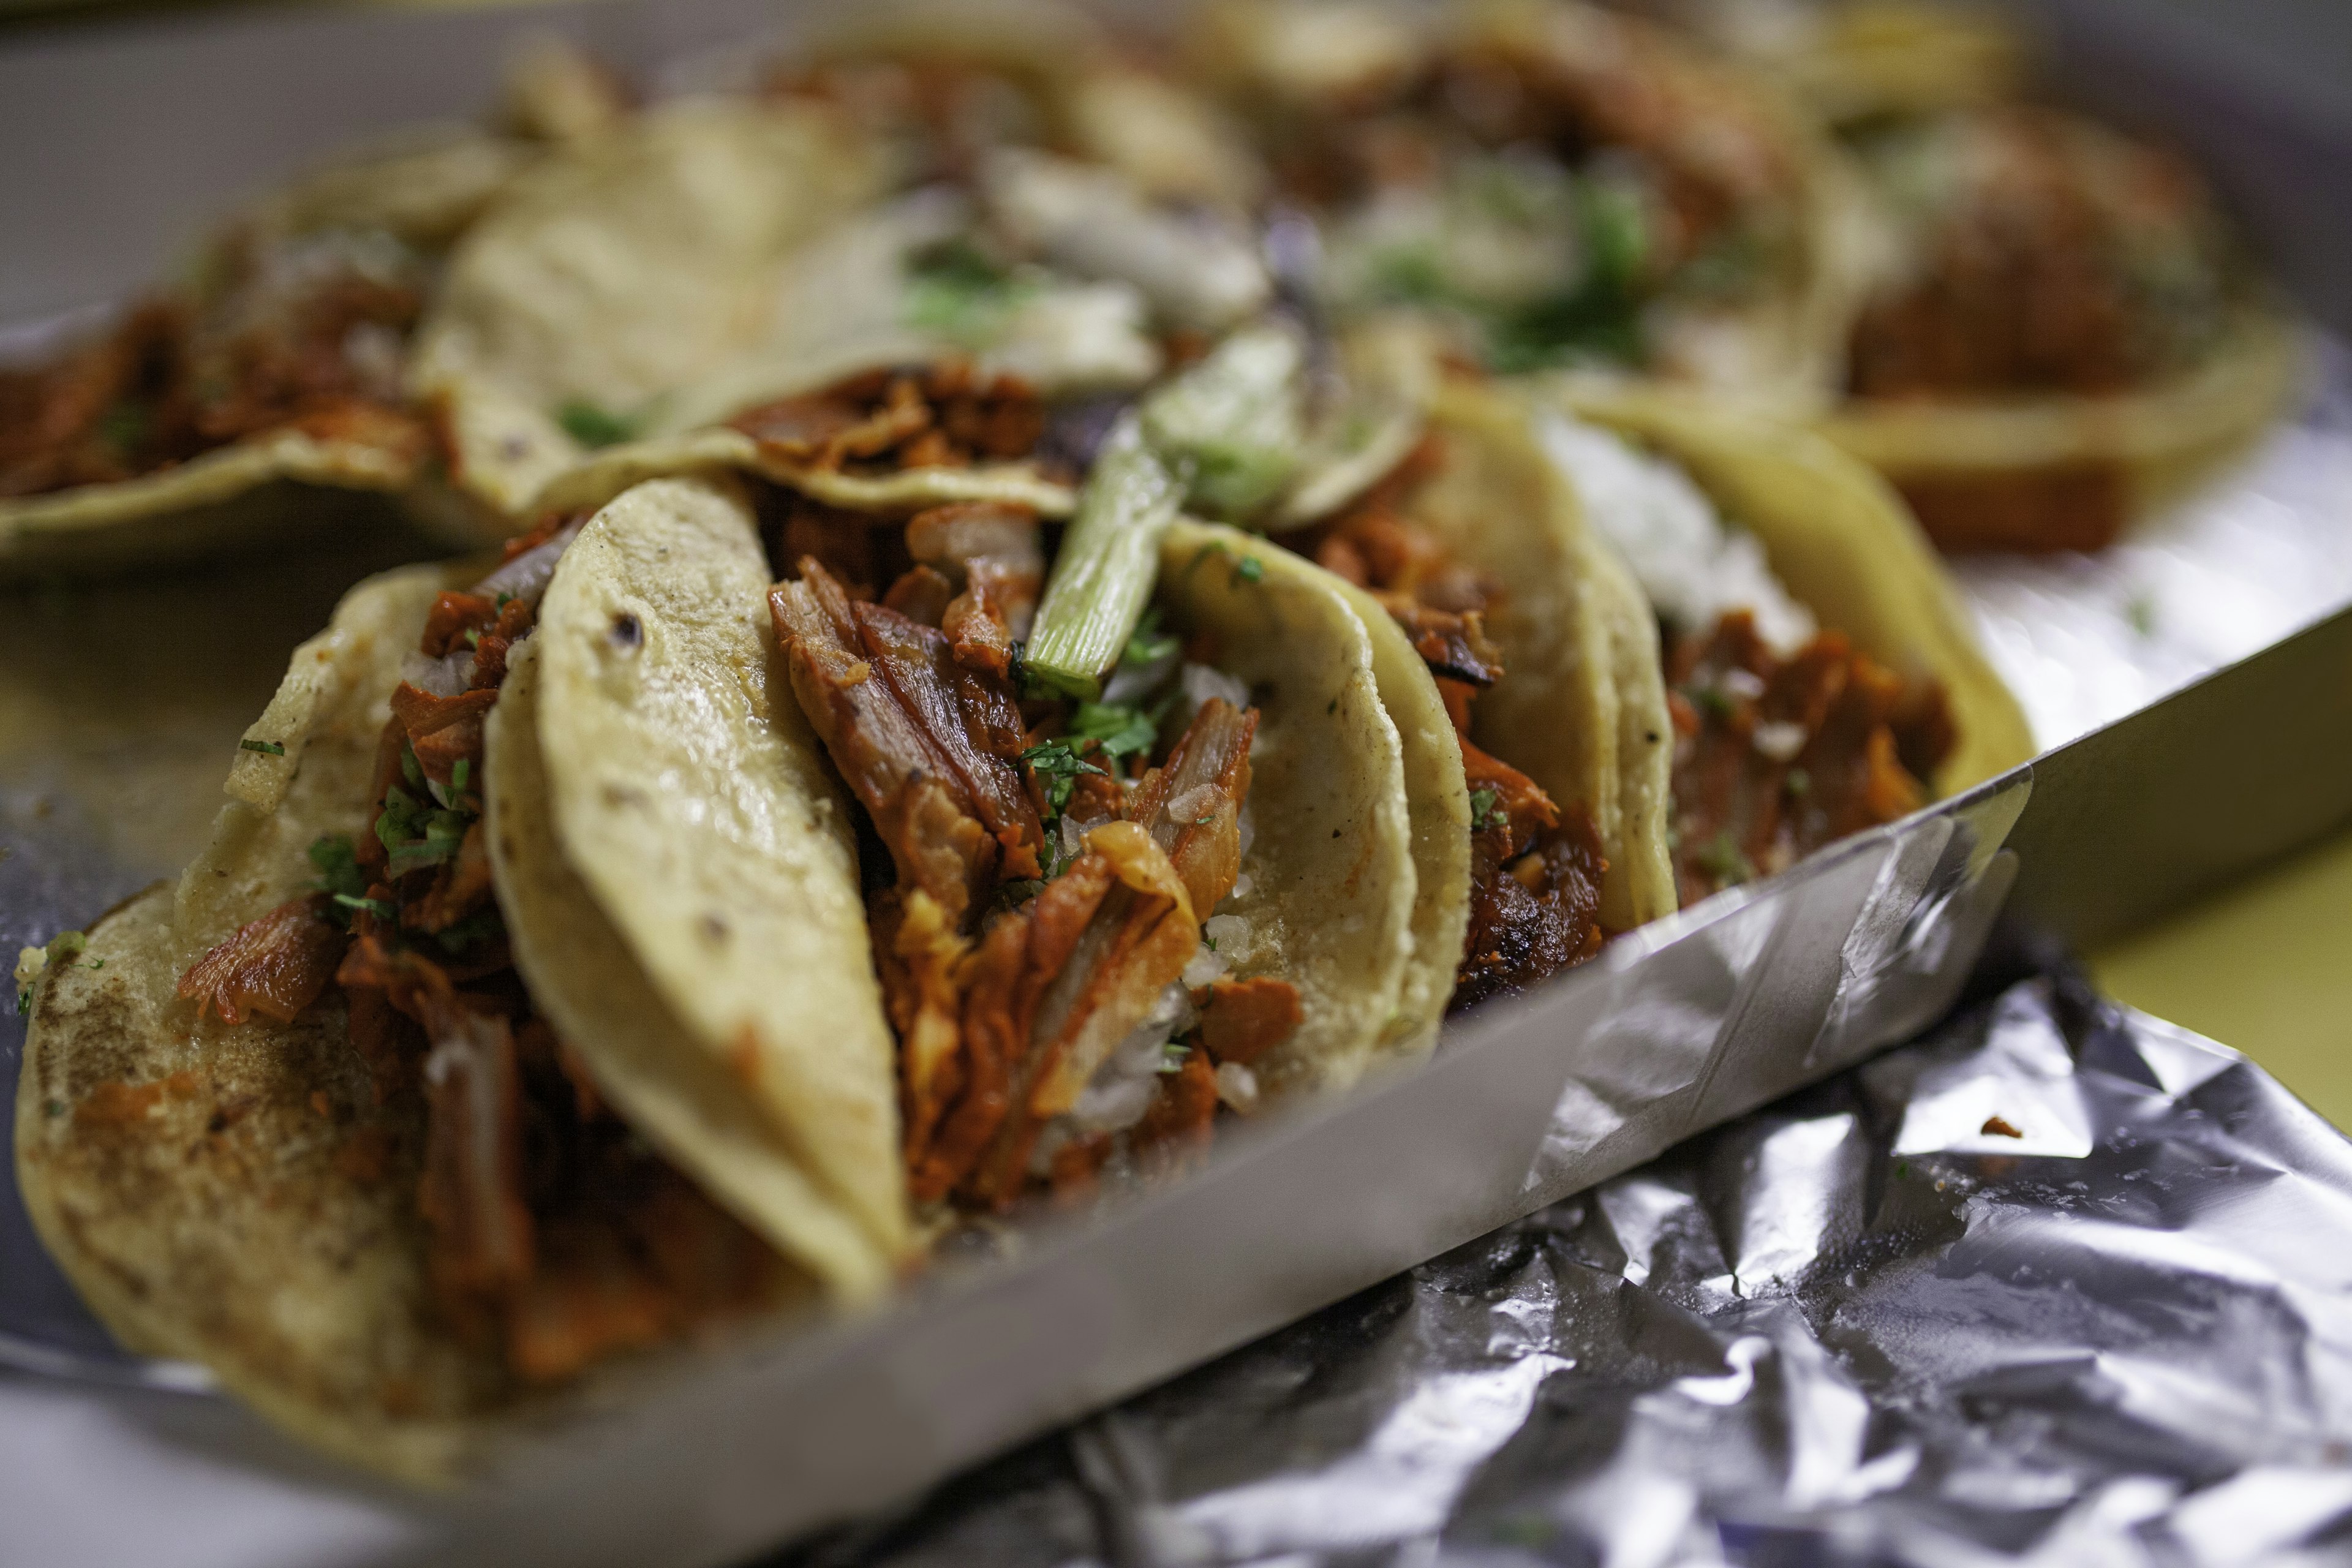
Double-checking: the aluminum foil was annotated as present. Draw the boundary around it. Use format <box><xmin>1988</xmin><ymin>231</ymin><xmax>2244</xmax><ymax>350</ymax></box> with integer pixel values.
<box><xmin>1957</xmin><ymin>337</ymin><xmax>2352</xmax><ymax>749</ymax></box>
<box><xmin>785</xmin><ymin>976</ymin><xmax>2352</xmax><ymax>1568</ymax></box>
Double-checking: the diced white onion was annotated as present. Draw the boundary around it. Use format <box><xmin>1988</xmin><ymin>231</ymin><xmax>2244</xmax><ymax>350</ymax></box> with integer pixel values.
<box><xmin>1215</xmin><ymin>1061</ymin><xmax>1261</xmax><ymax>1115</ymax></box>
<box><xmin>1752</xmin><ymin>720</ymin><xmax>1809</xmax><ymax>762</ymax></box>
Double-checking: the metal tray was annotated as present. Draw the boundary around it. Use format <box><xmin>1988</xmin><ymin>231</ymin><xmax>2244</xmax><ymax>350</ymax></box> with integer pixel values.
<box><xmin>3</xmin><ymin>2</ymin><xmax>2350</xmax><ymax>1562</ymax></box>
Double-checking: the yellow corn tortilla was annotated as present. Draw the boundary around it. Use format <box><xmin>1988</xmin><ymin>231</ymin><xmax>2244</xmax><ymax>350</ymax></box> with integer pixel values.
<box><xmin>410</xmin><ymin>99</ymin><xmax>884</xmax><ymax>520</ymax></box>
<box><xmin>1157</xmin><ymin>521</ymin><xmax>1434</xmax><ymax>1092</ymax></box>
<box><xmin>516</xmin><ymin>475</ymin><xmax>908</xmax><ymax>1284</ymax></box>
<box><xmin>530</xmin><ymin>426</ymin><xmax>1079</xmax><ymax>524</ymax></box>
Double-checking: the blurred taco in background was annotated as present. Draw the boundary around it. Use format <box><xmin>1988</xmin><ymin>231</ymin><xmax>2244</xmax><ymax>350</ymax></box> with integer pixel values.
<box><xmin>1191</xmin><ymin>0</ymin><xmax>1873</xmax><ymax>408</ymax></box>
<box><xmin>1602</xmin><ymin>0</ymin><xmax>2027</xmax><ymax>126</ymax></box>
<box><xmin>1819</xmin><ymin>105</ymin><xmax>2297</xmax><ymax>553</ymax></box>
<box><xmin>423</xmin><ymin>30</ymin><xmax>1275</xmax><ymax>531</ymax></box>
<box><xmin>15</xmin><ymin>478</ymin><xmax>905</xmax><ymax>1483</ymax></box>
<box><xmin>407</xmin><ymin>96</ymin><xmax>886</xmax><ymax>524</ymax></box>
<box><xmin>0</xmin><ymin>39</ymin><xmax>628</xmax><ymax>579</ymax></box>
<box><xmin>764</xmin><ymin>0</ymin><xmax>1268</xmax><ymax>215</ymax></box>
<box><xmin>1537</xmin><ymin>381</ymin><xmax>2034</xmax><ymax>900</ymax></box>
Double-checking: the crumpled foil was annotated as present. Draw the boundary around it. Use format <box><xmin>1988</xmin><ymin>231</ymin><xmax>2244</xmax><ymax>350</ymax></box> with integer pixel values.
<box><xmin>783</xmin><ymin>976</ymin><xmax>2352</xmax><ymax>1568</ymax></box>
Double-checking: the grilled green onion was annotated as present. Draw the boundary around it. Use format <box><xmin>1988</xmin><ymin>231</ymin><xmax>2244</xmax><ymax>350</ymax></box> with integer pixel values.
<box><xmin>1140</xmin><ymin>322</ymin><xmax>1305</xmax><ymax>521</ymax></box>
<box><xmin>1023</xmin><ymin>420</ymin><xmax>1186</xmax><ymax>699</ymax></box>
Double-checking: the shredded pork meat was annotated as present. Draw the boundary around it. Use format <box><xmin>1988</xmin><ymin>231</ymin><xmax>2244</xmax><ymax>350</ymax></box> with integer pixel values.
<box><xmin>1666</xmin><ymin>610</ymin><xmax>1953</xmax><ymax>905</ymax></box>
<box><xmin>730</xmin><ymin>362</ymin><xmax>1050</xmax><ymax>479</ymax></box>
<box><xmin>0</xmin><ymin>262</ymin><xmax>432</xmax><ymax>499</ymax></box>
<box><xmin>772</xmin><ymin>496</ymin><xmax>1285</xmax><ymax>1212</ymax></box>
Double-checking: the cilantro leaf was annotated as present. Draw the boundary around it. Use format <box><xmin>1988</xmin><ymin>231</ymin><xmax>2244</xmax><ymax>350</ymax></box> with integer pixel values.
<box><xmin>1694</xmin><ymin>830</ymin><xmax>1755</xmax><ymax>888</ymax></box>
<box><xmin>556</xmin><ymin>400</ymin><xmax>640</xmax><ymax>449</ymax></box>
<box><xmin>307</xmin><ymin>835</ymin><xmax>368</xmax><ymax>903</ymax></box>
<box><xmin>1123</xmin><ymin>606</ymin><xmax>1180</xmax><ymax>670</ymax></box>
<box><xmin>1468</xmin><ymin>786</ymin><xmax>1510</xmax><ymax>833</ymax></box>
<box><xmin>1069</xmin><ymin>699</ymin><xmax>1160</xmax><ymax>763</ymax></box>
<box><xmin>1021</xmin><ymin>741</ymin><xmax>1109</xmax><ymax>816</ymax></box>
<box><xmin>239</xmin><ymin>738</ymin><xmax>286</xmax><ymax>757</ymax></box>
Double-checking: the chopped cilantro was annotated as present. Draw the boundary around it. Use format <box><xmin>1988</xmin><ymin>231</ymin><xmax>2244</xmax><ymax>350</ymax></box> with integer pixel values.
<box><xmin>332</xmin><ymin>892</ymin><xmax>399</xmax><ymax>921</ymax></box>
<box><xmin>308</xmin><ymin>835</ymin><xmax>368</xmax><ymax>903</ymax></box>
<box><xmin>238</xmin><ymin>738</ymin><xmax>285</xmax><ymax>757</ymax></box>
<box><xmin>903</xmin><ymin>238</ymin><xmax>1035</xmax><ymax>345</ymax></box>
<box><xmin>494</xmin><ymin>591</ymin><xmax>515</xmax><ymax>611</ymax></box>
<box><xmin>556</xmin><ymin>400</ymin><xmax>639</xmax><ymax>449</ymax></box>
<box><xmin>16</xmin><ymin>989</ymin><xmax>30</xmax><ymax>1018</ymax></box>
<box><xmin>450</xmin><ymin>758</ymin><xmax>472</xmax><ymax>797</ymax></box>
<box><xmin>1021</xmin><ymin>741</ymin><xmax>1109</xmax><ymax>816</ymax></box>
<box><xmin>2124</xmin><ymin>594</ymin><xmax>2158</xmax><ymax>638</ymax></box>
<box><xmin>375</xmin><ymin>784</ymin><xmax>473</xmax><ymax>873</ymax></box>
<box><xmin>83</xmin><ymin>958</ymin><xmax>104</xmax><ymax>971</ymax></box>
<box><xmin>1156</xmin><ymin>1041</ymin><xmax>1190</xmax><ymax>1075</ymax></box>
<box><xmin>1122</xmin><ymin>606</ymin><xmax>1179</xmax><ymax>670</ymax></box>
<box><xmin>1694</xmin><ymin>831</ymin><xmax>1755</xmax><ymax>888</ymax></box>
<box><xmin>97</xmin><ymin>401</ymin><xmax>149</xmax><ymax>459</ymax></box>
<box><xmin>1202</xmin><ymin>933</ymin><xmax>1218</xmax><ymax>951</ymax></box>
<box><xmin>1468</xmin><ymin>786</ymin><xmax>1509</xmax><ymax>833</ymax></box>
<box><xmin>434</xmin><ymin>905</ymin><xmax>505</xmax><ymax>954</ymax></box>
<box><xmin>1070</xmin><ymin>699</ymin><xmax>1161</xmax><ymax>763</ymax></box>
<box><xmin>1690</xmin><ymin>685</ymin><xmax>1735</xmax><ymax>721</ymax></box>
<box><xmin>399</xmin><ymin>744</ymin><xmax>425</xmax><ymax>793</ymax></box>
<box><xmin>463</xmin><ymin>628</ymin><xmax>481</xmax><ymax>649</ymax></box>
<box><xmin>1232</xmin><ymin>555</ymin><xmax>1264</xmax><ymax>586</ymax></box>
<box><xmin>44</xmin><ymin>1098</ymin><xmax>64</xmax><ymax>1117</ymax></box>
<box><xmin>1784</xmin><ymin>767</ymin><xmax>1811</xmax><ymax>799</ymax></box>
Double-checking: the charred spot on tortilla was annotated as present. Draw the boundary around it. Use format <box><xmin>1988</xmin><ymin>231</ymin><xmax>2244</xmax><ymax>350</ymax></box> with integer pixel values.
<box><xmin>609</xmin><ymin>612</ymin><xmax>643</xmax><ymax>648</ymax></box>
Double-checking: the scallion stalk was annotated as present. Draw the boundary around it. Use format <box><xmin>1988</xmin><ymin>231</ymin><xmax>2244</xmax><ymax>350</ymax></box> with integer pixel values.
<box><xmin>1023</xmin><ymin>418</ymin><xmax>1186</xmax><ymax>699</ymax></box>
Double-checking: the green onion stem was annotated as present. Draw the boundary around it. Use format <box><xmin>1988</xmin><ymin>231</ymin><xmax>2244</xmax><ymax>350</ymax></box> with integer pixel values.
<box><xmin>1023</xmin><ymin>420</ymin><xmax>1185</xmax><ymax>699</ymax></box>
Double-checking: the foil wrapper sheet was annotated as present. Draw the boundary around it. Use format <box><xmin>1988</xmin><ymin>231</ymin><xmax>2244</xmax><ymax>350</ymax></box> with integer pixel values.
<box><xmin>790</xmin><ymin>976</ymin><xmax>2352</xmax><ymax>1568</ymax></box>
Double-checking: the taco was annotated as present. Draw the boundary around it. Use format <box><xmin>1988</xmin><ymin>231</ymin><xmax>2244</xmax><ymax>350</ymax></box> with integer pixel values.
<box><xmin>728</xmin><ymin>320</ymin><xmax>1445</xmax><ymax>1203</ymax></box>
<box><xmin>0</xmin><ymin>41</ymin><xmax>628</xmax><ymax>579</ymax></box>
<box><xmin>763</xmin><ymin>0</ymin><xmax>1268</xmax><ymax>215</ymax></box>
<box><xmin>1191</xmin><ymin>0</ymin><xmax>1872</xmax><ymax>407</ymax></box>
<box><xmin>1817</xmin><ymin>104</ymin><xmax>2298</xmax><ymax>552</ymax></box>
<box><xmin>12</xmin><ymin>480</ymin><xmax>904</xmax><ymax>1483</ymax></box>
<box><xmin>1536</xmin><ymin>381</ymin><xmax>2034</xmax><ymax>899</ymax></box>
<box><xmin>1267</xmin><ymin>362</ymin><xmax>2029</xmax><ymax>1011</ymax></box>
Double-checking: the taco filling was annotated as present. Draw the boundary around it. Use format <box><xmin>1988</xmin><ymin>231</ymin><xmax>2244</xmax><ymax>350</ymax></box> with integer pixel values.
<box><xmin>771</xmin><ymin>490</ymin><xmax>1286</xmax><ymax>1208</ymax></box>
<box><xmin>172</xmin><ymin>518</ymin><xmax>790</xmax><ymax>1386</ymax></box>
<box><xmin>1540</xmin><ymin>410</ymin><xmax>1951</xmax><ymax>904</ymax></box>
<box><xmin>0</xmin><ymin>232</ymin><xmax>434</xmax><ymax>499</ymax></box>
